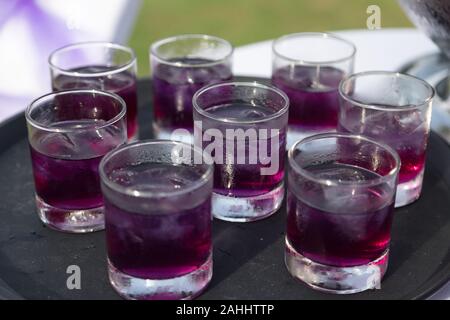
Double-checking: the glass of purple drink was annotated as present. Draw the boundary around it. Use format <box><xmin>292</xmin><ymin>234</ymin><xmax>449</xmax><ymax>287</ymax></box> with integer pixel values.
<box><xmin>151</xmin><ymin>34</ymin><xmax>233</xmax><ymax>142</ymax></box>
<box><xmin>339</xmin><ymin>71</ymin><xmax>435</xmax><ymax>207</ymax></box>
<box><xmin>49</xmin><ymin>42</ymin><xmax>139</xmax><ymax>141</ymax></box>
<box><xmin>286</xmin><ymin>133</ymin><xmax>400</xmax><ymax>294</ymax></box>
<box><xmin>26</xmin><ymin>90</ymin><xmax>127</xmax><ymax>233</ymax></box>
<box><xmin>272</xmin><ymin>33</ymin><xmax>356</xmax><ymax>149</ymax></box>
<box><xmin>193</xmin><ymin>82</ymin><xmax>289</xmax><ymax>222</ymax></box>
<box><xmin>99</xmin><ymin>140</ymin><xmax>213</xmax><ymax>300</ymax></box>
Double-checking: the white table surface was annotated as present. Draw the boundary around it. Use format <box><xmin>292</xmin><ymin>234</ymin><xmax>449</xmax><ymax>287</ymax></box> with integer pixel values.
<box><xmin>233</xmin><ymin>28</ymin><xmax>438</xmax><ymax>77</ymax></box>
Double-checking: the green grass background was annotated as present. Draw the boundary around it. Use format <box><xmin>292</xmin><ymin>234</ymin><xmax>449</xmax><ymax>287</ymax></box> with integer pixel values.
<box><xmin>129</xmin><ymin>0</ymin><xmax>411</xmax><ymax>76</ymax></box>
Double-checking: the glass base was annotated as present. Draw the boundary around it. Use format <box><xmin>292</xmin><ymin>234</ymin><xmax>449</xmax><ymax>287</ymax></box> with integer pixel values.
<box><xmin>212</xmin><ymin>183</ymin><xmax>284</xmax><ymax>222</ymax></box>
<box><xmin>285</xmin><ymin>239</ymin><xmax>388</xmax><ymax>294</ymax></box>
<box><xmin>128</xmin><ymin>131</ymin><xmax>139</xmax><ymax>143</ymax></box>
<box><xmin>153</xmin><ymin>124</ymin><xmax>193</xmax><ymax>144</ymax></box>
<box><xmin>395</xmin><ymin>168</ymin><xmax>424</xmax><ymax>208</ymax></box>
<box><xmin>108</xmin><ymin>254</ymin><xmax>213</xmax><ymax>300</ymax></box>
<box><xmin>36</xmin><ymin>195</ymin><xmax>104</xmax><ymax>233</ymax></box>
<box><xmin>287</xmin><ymin>127</ymin><xmax>336</xmax><ymax>150</ymax></box>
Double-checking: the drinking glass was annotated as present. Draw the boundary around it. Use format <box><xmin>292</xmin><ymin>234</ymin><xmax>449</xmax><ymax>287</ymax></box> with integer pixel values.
<box><xmin>193</xmin><ymin>81</ymin><xmax>289</xmax><ymax>222</ymax></box>
<box><xmin>49</xmin><ymin>42</ymin><xmax>139</xmax><ymax>141</ymax></box>
<box><xmin>26</xmin><ymin>89</ymin><xmax>127</xmax><ymax>233</ymax></box>
<box><xmin>100</xmin><ymin>140</ymin><xmax>213</xmax><ymax>300</ymax></box>
<box><xmin>339</xmin><ymin>71</ymin><xmax>435</xmax><ymax>207</ymax></box>
<box><xmin>272</xmin><ymin>32</ymin><xmax>356</xmax><ymax>149</ymax></box>
<box><xmin>151</xmin><ymin>34</ymin><xmax>233</xmax><ymax>142</ymax></box>
<box><xmin>286</xmin><ymin>133</ymin><xmax>400</xmax><ymax>294</ymax></box>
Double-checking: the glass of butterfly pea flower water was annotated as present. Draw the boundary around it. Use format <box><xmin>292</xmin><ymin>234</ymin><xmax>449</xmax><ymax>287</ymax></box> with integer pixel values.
<box><xmin>272</xmin><ymin>32</ymin><xmax>356</xmax><ymax>149</ymax></box>
<box><xmin>338</xmin><ymin>71</ymin><xmax>434</xmax><ymax>207</ymax></box>
<box><xmin>193</xmin><ymin>81</ymin><xmax>289</xmax><ymax>222</ymax></box>
<box><xmin>26</xmin><ymin>90</ymin><xmax>127</xmax><ymax>233</ymax></box>
<box><xmin>100</xmin><ymin>140</ymin><xmax>213</xmax><ymax>300</ymax></box>
<box><xmin>49</xmin><ymin>42</ymin><xmax>139</xmax><ymax>141</ymax></box>
<box><xmin>150</xmin><ymin>34</ymin><xmax>233</xmax><ymax>142</ymax></box>
<box><xmin>286</xmin><ymin>133</ymin><xmax>400</xmax><ymax>294</ymax></box>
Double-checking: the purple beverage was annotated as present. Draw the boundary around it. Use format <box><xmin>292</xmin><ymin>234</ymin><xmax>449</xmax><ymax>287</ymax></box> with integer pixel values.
<box><xmin>286</xmin><ymin>163</ymin><xmax>394</xmax><ymax>267</ymax></box>
<box><xmin>100</xmin><ymin>141</ymin><xmax>213</xmax><ymax>300</ymax></box>
<box><xmin>286</xmin><ymin>133</ymin><xmax>399</xmax><ymax>293</ymax></box>
<box><xmin>151</xmin><ymin>35</ymin><xmax>233</xmax><ymax>142</ymax></box>
<box><xmin>30</xmin><ymin>121</ymin><xmax>123</xmax><ymax>211</ymax></box>
<box><xmin>49</xmin><ymin>42</ymin><xmax>139</xmax><ymax>141</ymax></box>
<box><xmin>152</xmin><ymin>58</ymin><xmax>231</xmax><ymax>139</ymax></box>
<box><xmin>202</xmin><ymin>103</ymin><xmax>285</xmax><ymax>197</ymax></box>
<box><xmin>105</xmin><ymin>163</ymin><xmax>211</xmax><ymax>280</ymax></box>
<box><xmin>193</xmin><ymin>82</ymin><xmax>289</xmax><ymax>222</ymax></box>
<box><xmin>272</xmin><ymin>33</ymin><xmax>356</xmax><ymax>148</ymax></box>
<box><xmin>26</xmin><ymin>90</ymin><xmax>127</xmax><ymax>233</ymax></box>
<box><xmin>338</xmin><ymin>71</ymin><xmax>434</xmax><ymax>207</ymax></box>
<box><xmin>52</xmin><ymin>66</ymin><xmax>138</xmax><ymax>140</ymax></box>
<box><xmin>272</xmin><ymin>65</ymin><xmax>344</xmax><ymax>133</ymax></box>
<box><xmin>338</xmin><ymin>107</ymin><xmax>428</xmax><ymax>185</ymax></box>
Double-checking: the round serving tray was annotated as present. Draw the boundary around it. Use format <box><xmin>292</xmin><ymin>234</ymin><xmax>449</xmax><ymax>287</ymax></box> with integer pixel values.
<box><xmin>0</xmin><ymin>77</ymin><xmax>449</xmax><ymax>300</ymax></box>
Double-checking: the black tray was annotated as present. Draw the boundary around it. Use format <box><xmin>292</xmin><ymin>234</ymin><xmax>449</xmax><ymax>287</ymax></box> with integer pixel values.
<box><xmin>0</xmin><ymin>77</ymin><xmax>449</xmax><ymax>300</ymax></box>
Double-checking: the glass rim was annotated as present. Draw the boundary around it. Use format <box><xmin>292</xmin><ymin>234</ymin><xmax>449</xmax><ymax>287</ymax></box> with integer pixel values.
<box><xmin>288</xmin><ymin>132</ymin><xmax>401</xmax><ymax>187</ymax></box>
<box><xmin>150</xmin><ymin>34</ymin><xmax>234</xmax><ymax>68</ymax></box>
<box><xmin>25</xmin><ymin>89</ymin><xmax>127</xmax><ymax>133</ymax></box>
<box><xmin>99</xmin><ymin>140</ymin><xmax>214</xmax><ymax>199</ymax></box>
<box><xmin>272</xmin><ymin>32</ymin><xmax>356</xmax><ymax>65</ymax></box>
<box><xmin>339</xmin><ymin>71</ymin><xmax>435</xmax><ymax>111</ymax></box>
<box><xmin>192</xmin><ymin>81</ymin><xmax>289</xmax><ymax>124</ymax></box>
<box><xmin>48</xmin><ymin>41</ymin><xmax>137</xmax><ymax>77</ymax></box>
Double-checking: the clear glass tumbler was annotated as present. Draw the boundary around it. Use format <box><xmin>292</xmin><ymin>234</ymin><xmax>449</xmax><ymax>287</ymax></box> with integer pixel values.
<box><xmin>286</xmin><ymin>133</ymin><xmax>400</xmax><ymax>294</ymax></box>
<box><xmin>193</xmin><ymin>81</ymin><xmax>289</xmax><ymax>222</ymax></box>
<box><xmin>338</xmin><ymin>71</ymin><xmax>435</xmax><ymax>207</ymax></box>
<box><xmin>151</xmin><ymin>34</ymin><xmax>233</xmax><ymax>142</ymax></box>
<box><xmin>272</xmin><ymin>32</ymin><xmax>356</xmax><ymax>149</ymax></box>
<box><xmin>100</xmin><ymin>140</ymin><xmax>213</xmax><ymax>300</ymax></box>
<box><xmin>49</xmin><ymin>42</ymin><xmax>139</xmax><ymax>141</ymax></box>
<box><xmin>26</xmin><ymin>89</ymin><xmax>127</xmax><ymax>233</ymax></box>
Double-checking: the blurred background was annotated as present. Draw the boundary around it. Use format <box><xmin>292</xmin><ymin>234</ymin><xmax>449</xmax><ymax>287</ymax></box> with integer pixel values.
<box><xmin>130</xmin><ymin>0</ymin><xmax>411</xmax><ymax>76</ymax></box>
<box><xmin>0</xmin><ymin>0</ymin><xmax>414</xmax><ymax>121</ymax></box>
